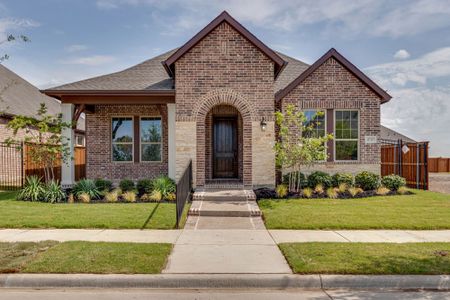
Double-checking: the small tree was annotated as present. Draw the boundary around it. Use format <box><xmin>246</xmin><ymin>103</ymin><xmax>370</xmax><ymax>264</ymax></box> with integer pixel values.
<box><xmin>5</xmin><ymin>103</ymin><xmax>72</xmax><ymax>182</ymax></box>
<box><xmin>274</xmin><ymin>104</ymin><xmax>333</xmax><ymax>192</ymax></box>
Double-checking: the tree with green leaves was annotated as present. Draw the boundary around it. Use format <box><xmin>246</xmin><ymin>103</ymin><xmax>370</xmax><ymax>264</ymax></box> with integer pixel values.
<box><xmin>4</xmin><ymin>103</ymin><xmax>72</xmax><ymax>182</ymax></box>
<box><xmin>274</xmin><ymin>104</ymin><xmax>333</xmax><ymax>192</ymax></box>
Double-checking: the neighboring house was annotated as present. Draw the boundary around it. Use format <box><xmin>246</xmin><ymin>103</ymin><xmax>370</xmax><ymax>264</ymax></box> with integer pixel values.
<box><xmin>380</xmin><ymin>125</ymin><xmax>416</xmax><ymax>143</ymax></box>
<box><xmin>0</xmin><ymin>64</ymin><xmax>85</xmax><ymax>145</ymax></box>
<box><xmin>43</xmin><ymin>11</ymin><xmax>391</xmax><ymax>189</ymax></box>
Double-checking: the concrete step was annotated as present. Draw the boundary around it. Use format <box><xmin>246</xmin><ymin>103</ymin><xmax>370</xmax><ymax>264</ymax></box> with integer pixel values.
<box><xmin>193</xmin><ymin>189</ymin><xmax>256</xmax><ymax>202</ymax></box>
<box><xmin>188</xmin><ymin>200</ymin><xmax>261</xmax><ymax>217</ymax></box>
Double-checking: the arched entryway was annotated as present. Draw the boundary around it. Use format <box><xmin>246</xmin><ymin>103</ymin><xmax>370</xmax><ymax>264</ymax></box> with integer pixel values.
<box><xmin>205</xmin><ymin>105</ymin><xmax>243</xmax><ymax>182</ymax></box>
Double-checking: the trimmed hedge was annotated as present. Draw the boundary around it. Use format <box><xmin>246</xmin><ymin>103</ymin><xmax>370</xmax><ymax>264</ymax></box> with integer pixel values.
<box><xmin>332</xmin><ymin>173</ymin><xmax>353</xmax><ymax>187</ymax></box>
<box><xmin>381</xmin><ymin>174</ymin><xmax>406</xmax><ymax>190</ymax></box>
<box><xmin>308</xmin><ymin>171</ymin><xmax>333</xmax><ymax>188</ymax></box>
<box><xmin>355</xmin><ymin>171</ymin><xmax>380</xmax><ymax>191</ymax></box>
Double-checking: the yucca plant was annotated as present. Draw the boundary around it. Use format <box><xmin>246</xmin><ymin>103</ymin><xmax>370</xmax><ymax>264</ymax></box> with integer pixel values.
<box><xmin>44</xmin><ymin>180</ymin><xmax>66</xmax><ymax>203</ymax></box>
<box><xmin>152</xmin><ymin>176</ymin><xmax>175</xmax><ymax>199</ymax></box>
<box><xmin>18</xmin><ymin>176</ymin><xmax>45</xmax><ymax>202</ymax></box>
<box><xmin>72</xmin><ymin>179</ymin><xmax>101</xmax><ymax>200</ymax></box>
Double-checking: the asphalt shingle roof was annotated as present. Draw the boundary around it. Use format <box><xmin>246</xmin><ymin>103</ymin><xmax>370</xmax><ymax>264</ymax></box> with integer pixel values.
<box><xmin>47</xmin><ymin>49</ymin><xmax>309</xmax><ymax>94</ymax></box>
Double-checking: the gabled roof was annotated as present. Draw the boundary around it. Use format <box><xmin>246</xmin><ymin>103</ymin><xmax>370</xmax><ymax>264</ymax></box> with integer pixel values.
<box><xmin>44</xmin><ymin>49</ymin><xmax>177</xmax><ymax>98</ymax></box>
<box><xmin>162</xmin><ymin>11</ymin><xmax>287</xmax><ymax>79</ymax></box>
<box><xmin>275</xmin><ymin>48</ymin><xmax>392</xmax><ymax>103</ymax></box>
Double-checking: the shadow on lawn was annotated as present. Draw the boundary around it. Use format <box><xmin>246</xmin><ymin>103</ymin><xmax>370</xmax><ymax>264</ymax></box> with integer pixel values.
<box><xmin>140</xmin><ymin>202</ymin><xmax>160</xmax><ymax>230</ymax></box>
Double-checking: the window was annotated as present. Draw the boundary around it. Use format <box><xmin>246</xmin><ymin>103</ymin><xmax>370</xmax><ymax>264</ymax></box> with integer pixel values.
<box><xmin>335</xmin><ymin>110</ymin><xmax>359</xmax><ymax>161</ymax></box>
<box><xmin>112</xmin><ymin>117</ymin><xmax>133</xmax><ymax>162</ymax></box>
<box><xmin>75</xmin><ymin>134</ymin><xmax>85</xmax><ymax>147</ymax></box>
<box><xmin>140</xmin><ymin>117</ymin><xmax>162</xmax><ymax>162</ymax></box>
<box><xmin>303</xmin><ymin>110</ymin><xmax>326</xmax><ymax>138</ymax></box>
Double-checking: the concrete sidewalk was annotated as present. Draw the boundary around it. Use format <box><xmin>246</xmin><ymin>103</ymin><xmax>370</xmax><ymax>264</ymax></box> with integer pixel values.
<box><xmin>1</xmin><ymin>229</ymin><xmax>450</xmax><ymax>243</ymax></box>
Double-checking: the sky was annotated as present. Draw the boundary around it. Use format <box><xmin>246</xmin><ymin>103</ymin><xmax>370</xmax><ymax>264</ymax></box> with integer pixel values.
<box><xmin>1</xmin><ymin>0</ymin><xmax>450</xmax><ymax>156</ymax></box>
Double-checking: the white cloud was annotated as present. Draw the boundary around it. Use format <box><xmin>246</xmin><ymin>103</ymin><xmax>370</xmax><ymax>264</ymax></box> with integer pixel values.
<box><xmin>65</xmin><ymin>44</ymin><xmax>88</xmax><ymax>52</ymax></box>
<box><xmin>59</xmin><ymin>55</ymin><xmax>116</xmax><ymax>66</ymax></box>
<box><xmin>394</xmin><ymin>49</ymin><xmax>410</xmax><ymax>60</ymax></box>
<box><xmin>381</xmin><ymin>86</ymin><xmax>450</xmax><ymax>156</ymax></box>
<box><xmin>366</xmin><ymin>47</ymin><xmax>450</xmax><ymax>87</ymax></box>
<box><xmin>94</xmin><ymin>0</ymin><xmax>450</xmax><ymax>38</ymax></box>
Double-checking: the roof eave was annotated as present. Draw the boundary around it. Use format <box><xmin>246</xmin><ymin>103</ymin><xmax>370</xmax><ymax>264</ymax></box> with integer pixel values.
<box><xmin>42</xmin><ymin>89</ymin><xmax>175</xmax><ymax>100</ymax></box>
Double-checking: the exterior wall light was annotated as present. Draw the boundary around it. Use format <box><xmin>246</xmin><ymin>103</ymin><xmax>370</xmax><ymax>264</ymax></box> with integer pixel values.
<box><xmin>260</xmin><ymin>117</ymin><xmax>267</xmax><ymax>131</ymax></box>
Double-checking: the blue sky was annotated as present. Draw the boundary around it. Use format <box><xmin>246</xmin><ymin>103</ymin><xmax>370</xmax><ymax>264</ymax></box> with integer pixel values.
<box><xmin>1</xmin><ymin>0</ymin><xmax>450</xmax><ymax>156</ymax></box>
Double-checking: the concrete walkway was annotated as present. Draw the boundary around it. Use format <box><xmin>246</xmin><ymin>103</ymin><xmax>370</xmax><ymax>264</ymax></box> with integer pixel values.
<box><xmin>1</xmin><ymin>229</ymin><xmax>450</xmax><ymax>244</ymax></box>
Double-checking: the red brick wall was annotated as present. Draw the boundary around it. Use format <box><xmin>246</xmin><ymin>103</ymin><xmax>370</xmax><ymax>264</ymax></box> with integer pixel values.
<box><xmin>280</xmin><ymin>57</ymin><xmax>381</xmax><ymax>167</ymax></box>
<box><xmin>174</xmin><ymin>21</ymin><xmax>275</xmax><ymax>186</ymax></box>
<box><xmin>86</xmin><ymin>104</ymin><xmax>168</xmax><ymax>182</ymax></box>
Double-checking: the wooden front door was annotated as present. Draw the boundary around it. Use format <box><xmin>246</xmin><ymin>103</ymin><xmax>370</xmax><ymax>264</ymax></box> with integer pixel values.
<box><xmin>213</xmin><ymin>117</ymin><xmax>238</xmax><ymax>178</ymax></box>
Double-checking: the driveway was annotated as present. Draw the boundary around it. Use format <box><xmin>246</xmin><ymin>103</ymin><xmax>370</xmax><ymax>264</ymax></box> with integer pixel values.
<box><xmin>429</xmin><ymin>173</ymin><xmax>450</xmax><ymax>194</ymax></box>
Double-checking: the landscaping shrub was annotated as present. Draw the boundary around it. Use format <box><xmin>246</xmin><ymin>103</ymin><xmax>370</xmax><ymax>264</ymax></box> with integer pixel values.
<box><xmin>397</xmin><ymin>186</ymin><xmax>409</xmax><ymax>195</ymax></box>
<box><xmin>376</xmin><ymin>186</ymin><xmax>391</xmax><ymax>196</ymax></box>
<box><xmin>149</xmin><ymin>190</ymin><xmax>162</xmax><ymax>202</ymax></box>
<box><xmin>282</xmin><ymin>172</ymin><xmax>308</xmax><ymax>189</ymax></box>
<box><xmin>18</xmin><ymin>176</ymin><xmax>45</xmax><ymax>202</ymax></box>
<box><xmin>332</xmin><ymin>173</ymin><xmax>353</xmax><ymax>187</ymax></box>
<box><xmin>43</xmin><ymin>180</ymin><xmax>66</xmax><ymax>203</ymax></box>
<box><xmin>94</xmin><ymin>178</ymin><xmax>113</xmax><ymax>192</ymax></box>
<box><xmin>72</xmin><ymin>179</ymin><xmax>101</xmax><ymax>200</ymax></box>
<box><xmin>78</xmin><ymin>192</ymin><xmax>91</xmax><ymax>203</ymax></box>
<box><xmin>338</xmin><ymin>183</ymin><xmax>348</xmax><ymax>194</ymax></box>
<box><xmin>166</xmin><ymin>192</ymin><xmax>176</xmax><ymax>201</ymax></box>
<box><xmin>327</xmin><ymin>187</ymin><xmax>338</xmax><ymax>199</ymax></box>
<box><xmin>67</xmin><ymin>193</ymin><xmax>75</xmax><ymax>204</ymax></box>
<box><xmin>275</xmin><ymin>184</ymin><xmax>288</xmax><ymax>198</ymax></box>
<box><xmin>308</xmin><ymin>171</ymin><xmax>333</xmax><ymax>188</ymax></box>
<box><xmin>152</xmin><ymin>176</ymin><xmax>175</xmax><ymax>200</ymax></box>
<box><xmin>105</xmin><ymin>191</ymin><xmax>119</xmax><ymax>203</ymax></box>
<box><xmin>119</xmin><ymin>179</ymin><xmax>135</xmax><ymax>192</ymax></box>
<box><xmin>348</xmin><ymin>187</ymin><xmax>363</xmax><ymax>197</ymax></box>
<box><xmin>314</xmin><ymin>184</ymin><xmax>324</xmax><ymax>195</ymax></box>
<box><xmin>122</xmin><ymin>191</ymin><xmax>137</xmax><ymax>203</ymax></box>
<box><xmin>381</xmin><ymin>174</ymin><xmax>406</xmax><ymax>191</ymax></box>
<box><xmin>355</xmin><ymin>171</ymin><xmax>380</xmax><ymax>191</ymax></box>
<box><xmin>302</xmin><ymin>187</ymin><xmax>313</xmax><ymax>198</ymax></box>
<box><xmin>137</xmin><ymin>179</ymin><xmax>153</xmax><ymax>195</ymax></box>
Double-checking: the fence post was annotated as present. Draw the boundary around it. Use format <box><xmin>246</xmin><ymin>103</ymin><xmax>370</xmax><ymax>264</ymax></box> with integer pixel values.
<box><xmin>20</xmin><ymin>142</ymin><xmax>24</xmax><ymax>188</ymax></box>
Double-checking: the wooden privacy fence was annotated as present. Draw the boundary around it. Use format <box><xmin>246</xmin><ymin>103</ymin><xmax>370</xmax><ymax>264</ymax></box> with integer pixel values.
<box><xmin>381</xmin><ymin>140</ymin><xmax>429</xmax><ymax>190</ymax></box>
<box><xmin>24</xmin><ymin>144</ymin><xmax>86</xmax><ymax>182</ymax></box>
<box><xmin>429</xmin><ymin>157</ymin><xmax>450</xmax><ymax>173</ymax></box>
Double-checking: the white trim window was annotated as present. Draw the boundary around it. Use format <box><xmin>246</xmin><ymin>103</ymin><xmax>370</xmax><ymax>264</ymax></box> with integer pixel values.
<box><xmin>75</xmin><ymin>134</ymin><xmax>85</xmax><ymax>147</ymax></box>
<box><xmin>111</xmin><ymin>117</ymin><xmax>134</xmax><ymax>162</ymax></box>
<box><xmin>140</xmin><ymin>117</ymin><xmax>162</xmax><ymax>162</ymax></box>
<box><xmin>335</xmin><ymin>110</ymin><xmax>359</xmax><ymax>161</ymax></box>
<box><xmin>303</xmin><ymin>110</ymin><xmax>326</xmax><ymax>138</ymax></box>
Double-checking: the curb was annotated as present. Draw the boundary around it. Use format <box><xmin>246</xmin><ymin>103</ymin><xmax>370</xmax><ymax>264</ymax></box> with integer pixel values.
<box><xmin>1</xmin><ymin>274</ymin><xmax>450</xmax><ymax>290</ymax></box>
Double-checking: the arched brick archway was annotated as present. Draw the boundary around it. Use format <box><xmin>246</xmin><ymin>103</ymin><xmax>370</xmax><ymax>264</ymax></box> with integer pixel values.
<box><xmin>195</xmin><ymin>89</ymin><xmax>253</xmax><ymax>187</ymax></box>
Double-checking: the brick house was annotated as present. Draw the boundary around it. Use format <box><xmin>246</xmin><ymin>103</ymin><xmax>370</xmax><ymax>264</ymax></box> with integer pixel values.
<box><xmin>43</xmin><ymin>11</ymin><xmax>391</xmax><ymax>189</ymax></box>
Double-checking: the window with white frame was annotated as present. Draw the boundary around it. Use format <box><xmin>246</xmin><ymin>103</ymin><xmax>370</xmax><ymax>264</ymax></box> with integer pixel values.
<box><xmin>140</xmin><ymin>117</ymin><xmax>162</xmax><ymax>162</ymax></box>
<box><xmin>111</xmin><ymin>117</ymin><xmax>133</xmax><ymax>162</ymax></box>
<box><xmin>75</xmin><ymin>134</ymin><xmax>85</xmax><ymax>147</ymax></box>
<box><xmin>335</xmin><ymin>110</ymin><xmax>359</xmax><ymax>161</ymax></box>
<box><xmin>303</xmin><ymin>110</ymin><xmax>326</xmax><ymax>138</ymax></box>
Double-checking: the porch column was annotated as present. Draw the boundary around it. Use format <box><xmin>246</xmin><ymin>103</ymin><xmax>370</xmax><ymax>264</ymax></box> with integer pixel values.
<box><xmin>167</xmin><ymin>103</ymin><xmax>176</xmax><ymax>180</ymax></box>
<box><xmin>61</xmin><ymin>103</ymin><xmax>75</xmax><ymax>187</ymax></box>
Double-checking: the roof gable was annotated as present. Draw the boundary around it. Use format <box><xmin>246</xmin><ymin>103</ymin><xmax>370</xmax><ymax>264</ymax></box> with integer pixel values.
<box><xmin>163</xmin><ymin>11</ymin><xmax>286</xmax><ymax>79</ymax></box>
<box><xmin>275</xmin><ymin>48</ymin><xmax>392</xmax><ymax>103</ymax></box>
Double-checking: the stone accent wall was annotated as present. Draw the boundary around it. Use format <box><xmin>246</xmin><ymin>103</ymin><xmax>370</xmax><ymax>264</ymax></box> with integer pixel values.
<box><xmin>174</xmin><ymin>21</ymin><xmax>275</xmax><ymax>187</ymax></box>
<box><xmin>252</xmin><ymin>121</ymin><xmax>276</xmax><ymax>188</ymax></box>
<box><xmin>280</xmin><ymin>57</ymin><xmax>382</xmax><ymax>174</ymax></box>
<box><xmin>175</xmin><ymin>121</ymin><xmax>196</xmax><ymax>183</ymax></box>
<box><xmin>86</xmin><ymin>104</ymin><xmax>168</xmax><ymax>182</ymax></box>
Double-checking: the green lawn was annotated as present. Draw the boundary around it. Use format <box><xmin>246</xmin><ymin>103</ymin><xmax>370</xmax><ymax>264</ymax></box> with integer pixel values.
<box><xmin>279</xmin><ymin>242</ymin><xmax>450</xmax><ymax>275</ymax></box>
<box><xmin>259</xmin><ymin>190</ymin><xmax>450</xmax><ymax>230</ymax></box>
<box><xmin>0</xmin><ymin>191</ymin><xmax>180</xmax><ymax>229</ymax></box>
<box><xmin>0</xmin><ymin>241</ymin><xmax>171</xmax><ymax>274</ymax></box>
